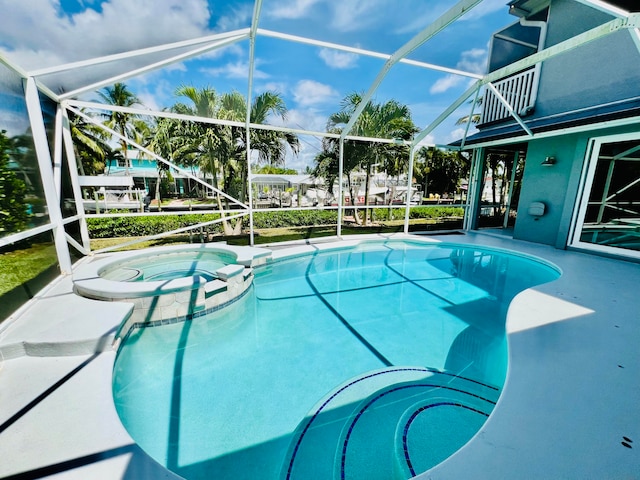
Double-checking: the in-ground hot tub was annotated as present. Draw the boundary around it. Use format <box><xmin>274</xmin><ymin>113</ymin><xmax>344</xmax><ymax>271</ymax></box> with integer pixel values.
<box><xmin>73</xmin><ymin>243</ymin><xmax>272</xmax><ymax>341</ymax></box>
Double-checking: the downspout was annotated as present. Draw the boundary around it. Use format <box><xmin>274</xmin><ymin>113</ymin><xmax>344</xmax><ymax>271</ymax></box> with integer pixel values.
<box><xmin>519</xmin><ymin>17</ymin><xmax>547</xmax><ymax>112</ymax></box>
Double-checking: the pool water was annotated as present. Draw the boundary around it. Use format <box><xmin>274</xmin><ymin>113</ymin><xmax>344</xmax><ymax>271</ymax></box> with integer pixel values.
<box><xmin>112</xmin><ymin>240</ymin><xmax>559</xmax><ymax>479</ymax></box>
<box><xmin>100</xmin><ymin>251</ymin><xmax>235</xmax><ymax>282</ymax></box>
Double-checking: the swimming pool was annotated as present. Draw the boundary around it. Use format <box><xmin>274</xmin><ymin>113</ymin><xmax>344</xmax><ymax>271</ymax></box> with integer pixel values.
<box><xmin>112</xmin><ymin>239</ymin><xmax>560</xmax><ymax>479</ymax></box>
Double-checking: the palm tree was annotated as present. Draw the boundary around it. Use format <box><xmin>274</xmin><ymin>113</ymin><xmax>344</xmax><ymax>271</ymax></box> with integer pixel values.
<box><xmin>96</xmin><ymin>82</ymin><xmax>146</xmax><ymax>173</ymax></box>
<box><xmin>158</xmin><ymin>86</ymin><xmax>298</xmax><ymax>234</ymax></box>
<box><xmin>68</xmin><ymin>109</ymin><xmax>113</xmax><ymax>175</ymax></box>
<box><xmin>165</xmin><ymin>86</ymin><xmax>230</xmax><ymax>217</ymax></box>
<box><xmin>320</xmin><ymin>92</ymin><xmax>417</xmax><ymax>224</ymax></box>
<box><xmin>414</xmin><ymin>147</ymin><xmax>469</xmax><ymax>198</ymax></box>
<box><xmin>221</xmin><ymin>90</ymin><xmax>300</xmax><ymax>207</ymax></box>
<box><xmin>455</xmin><ymin>96</ymin><xmax>483</xmax><ymax>126</ymax></box>
<box><xmin>0</xmin><ymin>130</ymin><xmax>29</xmax><ymax>234</ymax></box>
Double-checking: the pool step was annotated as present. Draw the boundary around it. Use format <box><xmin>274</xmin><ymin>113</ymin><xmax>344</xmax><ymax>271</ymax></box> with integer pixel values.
<box><xmin>282</xmin><ymin>367</ymin><xmax>499</xmax><ymax>480</ymax></box>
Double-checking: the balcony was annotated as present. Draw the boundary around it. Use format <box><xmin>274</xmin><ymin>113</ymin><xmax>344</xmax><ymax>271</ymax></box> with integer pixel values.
<box><xmin>480</xmin><ymin>66</ymin><xmax>538</xmax><ymax>125</ymax></box>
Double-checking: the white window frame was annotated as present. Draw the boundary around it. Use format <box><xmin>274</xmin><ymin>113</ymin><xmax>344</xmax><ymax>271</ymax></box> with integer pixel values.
<box><xmin>569</xmin><ymin>131</ymin><xmax>640</xmax><ymax>261</ymax></box>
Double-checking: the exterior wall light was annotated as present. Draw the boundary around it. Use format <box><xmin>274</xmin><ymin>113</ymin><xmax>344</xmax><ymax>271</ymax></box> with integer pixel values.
<box><xmin>541</xmin><ymin>156</ymin><xmax>556</xmax><ymax>167</ymax></box>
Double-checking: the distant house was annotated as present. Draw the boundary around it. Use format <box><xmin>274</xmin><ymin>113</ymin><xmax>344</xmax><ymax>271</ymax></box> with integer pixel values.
<box><xmin>105</xmin><ymin>151</ymin><xmax>207</xmax><ymax>197</ymax></box>
<box><xmin>454</xmin><ymin>0</ymin><xmax>640</xmax><ymax>261</ymax></box>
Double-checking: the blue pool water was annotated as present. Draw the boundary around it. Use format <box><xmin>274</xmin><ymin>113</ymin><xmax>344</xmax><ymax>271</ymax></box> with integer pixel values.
<box><xmin>100</xmin><ymin>251</ymin><xmax>234</xmax><ymax>282</ymax></box>
<box><xmin>112</xmin><ymin>240</ymin><xmax>560</xmax><ymax>479</ymax></box>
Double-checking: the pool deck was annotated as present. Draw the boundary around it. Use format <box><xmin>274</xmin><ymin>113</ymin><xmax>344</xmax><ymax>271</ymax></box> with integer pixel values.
<box><xmin>0</xmin><ymin>232</ymin><xmax>639</xmax><ymax>479</ymax></box>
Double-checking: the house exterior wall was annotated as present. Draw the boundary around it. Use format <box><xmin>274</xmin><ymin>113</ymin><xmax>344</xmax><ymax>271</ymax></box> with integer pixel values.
<box><xmin>513</xmin><ymin>123</ymin><xmax>640</xmax><ymax>247</ymax></box>
<box><xmin>532</xmin><ymin>0</ymin><xmax>640</xmax><ymax>118</ymax></box>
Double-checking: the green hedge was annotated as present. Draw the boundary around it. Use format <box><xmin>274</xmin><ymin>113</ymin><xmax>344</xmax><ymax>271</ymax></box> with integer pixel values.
<box><xmin>371</xmin><ymin>206</ymin><xmax>464</xmax><ymax>221</ymax></box>
<box><xmin>86</xmin><ymin>206</ymin><xmax>464</xmax><ymax>238</ymax></box>
<box><xmin>86</xmin><ymin>214</ymin><xmax>223</xmax><ymax>238</ymax></box>
<box><xmin>252</xmin><ymin>210</ymin><xmax>338</xmax><ymax>228</ymax></box>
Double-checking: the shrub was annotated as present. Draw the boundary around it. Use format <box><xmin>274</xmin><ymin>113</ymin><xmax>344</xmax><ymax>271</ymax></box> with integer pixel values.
<box><xmin>371</xmin><ymin>206</ymin><xmax>464</xmax><ymax>221</ymax></box>
<box><xmin>87</xmin><ymin>213</ymin><xmax>223</xmax><ymax>238</ymax></box>
<box><xmin>252</xmin><ymin>210</ymin><xmax>338</xmax><ymax>228</ymax></box>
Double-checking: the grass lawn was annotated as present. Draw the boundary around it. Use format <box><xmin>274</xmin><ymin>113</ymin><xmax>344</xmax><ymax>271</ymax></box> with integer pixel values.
<box><xmin>0</xmin><ymin>243</ymin><xmax>58</xmax><ymax>296</ymax></box>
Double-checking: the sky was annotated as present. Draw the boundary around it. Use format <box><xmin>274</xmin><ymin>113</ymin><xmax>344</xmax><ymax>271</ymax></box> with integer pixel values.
<box><xmin>0</xmin><ymin>0</ymin><xmax>516</xmax><ymax>172</ymax></box>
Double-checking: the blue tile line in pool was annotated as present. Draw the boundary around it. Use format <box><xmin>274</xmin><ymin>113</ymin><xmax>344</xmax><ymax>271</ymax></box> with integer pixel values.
<box><xmin>284</xmin><ymin>366</ymin><xmax>498</xmax><ymax>480</ymax></box>
<box><xmin>119</xmin><ymin>284</ymin><xmax>253</xmax><ymax>342</ymax></box>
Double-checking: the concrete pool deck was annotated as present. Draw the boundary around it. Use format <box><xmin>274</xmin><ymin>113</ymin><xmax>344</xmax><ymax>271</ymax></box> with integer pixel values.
<box><xmin>0</xmin><ymin>232</ymin><xmax>638</xmax><ymax>479</ymax></box>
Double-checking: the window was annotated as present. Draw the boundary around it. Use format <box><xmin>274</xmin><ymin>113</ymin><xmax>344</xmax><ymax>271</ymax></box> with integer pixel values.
<box><xmin>117</xmin><ymin>158</ymin><xmax>132</xmax><ymax>168</ymax></box>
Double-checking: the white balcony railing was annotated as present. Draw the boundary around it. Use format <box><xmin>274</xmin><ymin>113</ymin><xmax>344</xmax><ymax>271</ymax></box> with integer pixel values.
<box><xmin>480</xmin><ymin>67</ymin><xmax>538</xmax><ymax>125</ymax></box>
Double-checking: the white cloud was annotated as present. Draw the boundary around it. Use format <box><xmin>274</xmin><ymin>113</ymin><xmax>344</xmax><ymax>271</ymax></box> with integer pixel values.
<box><xmin>292</xmin><ymin>80</ymin><xmax>339</xmax><ymax>107</ymax></box>
<box><xmin>327</xmin><ymin>0</ymin><xmax>388</xmax><ymax>32</ymax></box>
<box><xmin>268</xmin><ymin>0</ymin><xmax>322</xmax><ymax>19</ymax></box>
<box><xmin>393</xmin><ymin>8</ymin><xmax>446</xmax><ymax>35</ymax></box>
<box><xmin>258</xmin><ymin>82</ymin><xmax>289</xmax><ymax>96</ymax></box>
<box><xmin>430</xmin><ymin>75</ymin><xmax>465</xmax><ymax>94</ymax></box>
<box><xmin>447</xmin><ymin>127</ymin><xmax>467</xmax><ymax>143</ymax></box>
<box><xmin>282</xmin><ymin>108</ymin><xmax>328</xmax><ymax>133</ymax></box>
<box><xmin>201</xmin><ymin>60</ymin><xmax>269</xmax><ymax>80</ymax></box>
<box><xmin>213</xmin><ymin>4</ymin><xmax>254</xmax><ymax>31</ymax></box>
<box><xmin>129</xmin><ymin>76</ymin><xmax>178</xmax><ymax>111</ymax></box>
<box><xmin>0</xmin><ymin>106</ymin><xmax>31</xmax><ymax>137</ymax></box>
<box><xmin>456</xmin><ymin>48</ymin><xmax>487</xmax><ymax>75</ymax></box>
<box><xmin>430</xmin><ymin>48</ymin><xmax>487</xmax><ymax>94</ymax></box>
<box><xmin>318</xmin><ymin>48</ymin><xmax>358</xmax><ymax>69</ymax></box>
<box><xmin>0</xmin><ymin>0</ymin><xmax>212</xmax><ymax>71</ymax></box>
<box><xmin>266</xmin><ymin>108</ymin><xmax>327</xmax><ymax>173</ymax></box>
<box><xmin>285</xmin><ymin>136</ymin><xmax>323</xmax><ymax>173</ymax></box>
<box><xmin>447</xmin><ymin>125</ymin><xmax>479</xmax><ymax>144</ymax></box>
<box><xmin>415</xmin><ymin>135</ymin><xmax>436</xmax><ymax>148</ymax></box>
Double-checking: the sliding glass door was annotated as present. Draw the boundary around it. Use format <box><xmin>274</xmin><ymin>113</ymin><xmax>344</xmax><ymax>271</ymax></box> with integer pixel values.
<box><xmin>571</xmin><ymin>132</ymin><xmax>640</xmax><ymax>259</ymax></box>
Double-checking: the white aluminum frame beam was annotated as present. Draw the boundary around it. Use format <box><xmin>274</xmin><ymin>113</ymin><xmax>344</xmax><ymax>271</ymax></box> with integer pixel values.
<box><xmin>337</xmin><ymin>140</ymin><xmax>345</xmax><ymax>237</ymax></box>
<box><xmin>29</xmin><ymin>29</ymin><xmax>250</xmax><ymax>78</ymax></box>
<box><xmin>65</xmin><ymin>99</ymin><xmax>427</xmax><ymax>147</ymax></box>
<box><xmin>413</xmin><ymin>81</ymin><xmax>482</xmax><ymax>147</ymax></box>
<box><xmin>574</xmin><ymin>0</ymin><xmax>629</xmax><ymax>18</ymax></box>
<box><xmin>59</xmin><ymin>106</ymin><xmax>92</xmax><ymax>250</ymax></box>
<box><xmin>59</xmin><ymin>33</ymin><xmax>248</xmax><ymax>100</ymax></box>
<box><xmin>24</xmin><ymin>77</ymin><xmax>73</xmax><ymax>273</ymax></box>
<box><xmin>246</xmin><ymin>0</ymin><xmax>263</xmax><ymax>246</ymax></box>
<box><xmin>0</xmin><ymin>52</ymin><xmax>59</xmax><ymax>101</ymax></box>
<box><xmin>460</xmin><ymin>86</ymin><xmax>482</xmax><ymax>150</ymax></box>
<box><xmin>340</xmin><ymin>0</ymin><xmax>483</xmax><ymax>141</ymax></box>
<box><xmin>414</xmin><ymin>12</ymin><xmax>640</xmax><ymax>148</ymax></box>
<box><xmin>464</xmin><ymin>147</ymin><xmax>485</xmax><ymax>230</ymax></box>
<box><xmin>403</xmin><ymin>146</ymin><xmax>418</xmax><ymax>234</ymax></box>
<box><xmin>66</xmin><ymin>105</ymin><xmax>248</xmax><ymax>210</ymax></box>
<box><xmin>257</xmin><ymin>28</ymin><xmax>483</xmax><ymax>80</ymax></box>
<box><xmin>484</xmin><ymin>14</ymin><xmax>640</xmax><ymax>85</ymax></box>
<box><xmin>486</xmin><ymin>82</ymin><xmax>534</xmax><ymax>136</ymax></box>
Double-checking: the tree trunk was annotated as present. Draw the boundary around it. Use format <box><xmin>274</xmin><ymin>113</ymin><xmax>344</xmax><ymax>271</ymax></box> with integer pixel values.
<box><xmin>347</xmin><ymin>174</ymin><xmax>362</xmax><ymax>225</ymax></box>
<box><xmin>208</xmin><ymin>152</ymin><xmax>233</xmax><ymax>236</ymax></box>
<box><xmin>155</xmin><ymin>176</ymin><xmax>161</xmax><ymax>212</ymax></box>
<box><xmin>364</xmin><ymin>161</ymin><xmax>372</xmax><ymax>225</ymax></box>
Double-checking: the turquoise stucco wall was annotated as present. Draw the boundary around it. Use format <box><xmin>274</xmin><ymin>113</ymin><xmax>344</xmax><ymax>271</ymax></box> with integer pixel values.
<box><xmin>513</xmin><ymin>124</ymin><xmax>640</xmax><ymax>248</ymax></box>
<box><xmin>533</xmin><ymin>0</ymin><xmax>640</xmax><ymax>118</ymax></box>
<box><xmin>513</xmin><ymin>134</ymin><xmax>586</xmax><ymax>247</ymax></box>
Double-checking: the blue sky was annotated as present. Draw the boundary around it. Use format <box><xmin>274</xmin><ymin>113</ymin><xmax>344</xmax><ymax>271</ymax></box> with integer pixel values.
<box><xmin>0</xmin><ymin>0</ymin><xmax>516</xmax><ymax>171</ymax></box>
